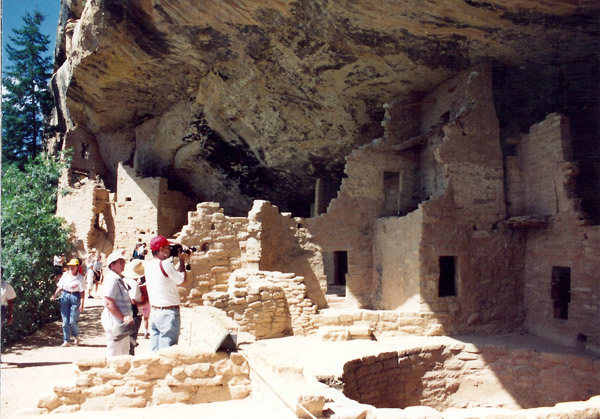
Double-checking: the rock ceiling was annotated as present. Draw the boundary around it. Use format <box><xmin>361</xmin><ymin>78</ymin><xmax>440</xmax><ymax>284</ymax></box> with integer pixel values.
<box><xmin>52</xmin><ymin>0</ymin><xmax>600</xmax><ymax>216</ymax></box>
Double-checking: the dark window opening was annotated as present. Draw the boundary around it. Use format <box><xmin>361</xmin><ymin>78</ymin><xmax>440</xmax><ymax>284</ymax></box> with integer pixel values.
<box><xmin>125</xmin><ymin>197</ymin><xmax>132</xmax><ymax>202</ymax></box>
<box><xmin>334</xmin><ymin>251</ymin><xmax>348</xmax><ymax>286</ymax></box>
<box><xmin>551</xmin><ymin>266</ymin><xmax>571</xmax><ymax>320</ymax></box>
<box><xmin>438</xmin><ymin>256</ymin><xmax>456</xmax><ymax>297</ymax></box>
<box><xmin>81</xmin><ymin>143</ymin><xmax>89</xmax><ymax>159</ymax></box>
<box><xmin>381</xmin><ymin>171</ymin><xmax>400</xmax><ymax>217</ymax></box>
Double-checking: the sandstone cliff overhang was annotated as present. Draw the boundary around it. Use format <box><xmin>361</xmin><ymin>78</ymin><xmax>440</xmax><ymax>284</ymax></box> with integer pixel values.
<box><xmin>51</xmin><ymin>0</ymin><xmax>600</xmax><ymax>216</ymax></box>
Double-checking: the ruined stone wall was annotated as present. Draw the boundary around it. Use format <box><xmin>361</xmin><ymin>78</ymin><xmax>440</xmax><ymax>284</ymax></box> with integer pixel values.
<box><xmin>317</xmin><ymin>308</ymin><xmax>445</xmax><ymax>338</ymax></box>
<box><xmin>113</xmin><ymin>163</ymin><xmax>161</xmax><ymax>253</ymax></box>
<box><xmin>113</xmin><ymin>163</ymin><xmax>195</xmax><ymax>254</ymax></box>
<box><xmin>56</xmin><ymin>176</ymin><xmax>113</xmax><ymax>256</ymax></box>
<box><xmin>177</xmin><ymin>202</ymin><xmax>248</xmax><ymax>304</ymax></box>
<box><xmin>204</xmin><ymin>269</ymin><xmax>318</xmax><ymax>337</ymax></box>
<box><xmin>521</xmin><ymin>114</ymin><xmax>600</xmax><ymax>352</ymax></box>
<box><xmin>369</xmin><ymin>64</ymin><xmax>526</xmax><ymax>334</ymax></box>
<box><xmin>62</xmin><ymin>126</ymin><xmax>108</xmax><ymax>182</ymax></box>
<box><xmin>341</xmin><ymin>342</ymin><xmax>600</xmax><ymax>411</ymax></box>
<box><xmin>158</xmin><ymin>180</ymin><xmax>196</xmax><ymax>240</ymax></box>
<box><xmin>521</xmin><ymin>114</ymin><xmax>574</xmax><ymax>216</ymax></box>
<box><xmin>415</xmin><ymin>65</ymin><xmax>525</xmax><ymax>333</ymax></box>
<box><xmin>302</xmin><ymin>138</ymin><xmax>405</xmax><ymax>308</ymax></box>
<box><xmin>177</xmin><ymin>202</ymin><xmax>321</xmax><ymax>337</ymax></box>
<box><xmin>37</xmin><ymin>347</ymin><xmax>250</xmax><ymax>413</ymax></box>
<box><xmin>249</xmin><ymin>200</ymin><xmax>327</xmax><ymax>309</ymax></box>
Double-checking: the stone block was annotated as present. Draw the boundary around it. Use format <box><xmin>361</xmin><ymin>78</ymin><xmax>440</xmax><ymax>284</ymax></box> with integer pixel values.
<box><xmin>107</xmin><ymin>355</ymin><xmax>132</xmax><ymax>374</ymax></box>
<box><xmin>348</xmin><ymin>324</ymin><xmax>372</xmax><ymax>339</ymax></box>
<box><xmin>318</xmin><ymin>327</ymin><xmax>350</xmax><ymax>341</ymax></box>
<box><xmin>228</xmin><ymin>384</ymin><xmax>251</xmax><ymax>400</ymax></box>
<box><xmin>37</xmin><ymin>392</ymin><xmax>62</xmax><ymax>411</ymax></box>
<box><xmin>295</xmin><ymin>393</ymin><xmax>326</xmax><ymax>418</ymax></box>
<box><xmin>190</xmin><ymin>386</ymin><xmax>234</xmax><ymax>403</ymax></box>
<box><xmin>152</xmin><ymin>384</ymin><xmax>192</xmax><ymax>404</ymax></box>
<box><xmin>81</xmin><ymin>383</ymin><xmax>115</xmax><ymax>397</ymax></box>
<box><xmin>185</xmin><ymin>362</ymin><xmax>213</xmax><ymax>378</ymax></box>
<box><xmin>76</xmin><ymin>357</ymin><xmax>107</xmax><ymax>371</ymax></box>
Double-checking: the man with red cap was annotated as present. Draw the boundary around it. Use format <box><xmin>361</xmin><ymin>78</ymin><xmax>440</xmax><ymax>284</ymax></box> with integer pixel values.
<box><xmin>145</xmin><ymin>235</ymin><xmax>192</xmax><ymax>351</ymax></box>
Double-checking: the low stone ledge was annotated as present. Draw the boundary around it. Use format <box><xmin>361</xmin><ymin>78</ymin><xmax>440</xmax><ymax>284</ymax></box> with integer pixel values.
<box><xmin>36</xmin><ymin>346</ymin><xmax>251</xmax><ymax>414</ymax></box>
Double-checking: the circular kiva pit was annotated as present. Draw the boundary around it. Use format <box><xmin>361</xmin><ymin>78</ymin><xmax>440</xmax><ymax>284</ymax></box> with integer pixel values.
<box><xmin>340</xmin><ymin>343</ymin><xmax>600</xmax><ymax>412</ymax></box>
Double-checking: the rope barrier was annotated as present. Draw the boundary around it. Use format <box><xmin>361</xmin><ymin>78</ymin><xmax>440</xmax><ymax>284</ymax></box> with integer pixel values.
<box><xmin>196</xmin><ymin>330</ymin><xmax>319</xmax><ymax>418</ymax></box>
<box><xmin>239</xmin><ymin>351</ymin><xmax>319</xmax><ymax>419</ymax></box>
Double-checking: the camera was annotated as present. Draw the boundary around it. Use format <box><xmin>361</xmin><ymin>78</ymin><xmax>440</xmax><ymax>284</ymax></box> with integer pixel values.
<box><xmin>169</xmin><ymin>244</ymin><xmax>195</xmax><ymax>271</ymax></box>
<box><xmin>169</xmin><ymin>244</ymin><xmax>196</xmax><ymax>258</ymax></box>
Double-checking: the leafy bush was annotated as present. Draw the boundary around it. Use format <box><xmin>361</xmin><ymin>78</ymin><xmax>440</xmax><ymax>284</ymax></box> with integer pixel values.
<box><xmin>1</xmin><ymin>153</ymin><xmax>72</xmax><ymax>345</ymax></box>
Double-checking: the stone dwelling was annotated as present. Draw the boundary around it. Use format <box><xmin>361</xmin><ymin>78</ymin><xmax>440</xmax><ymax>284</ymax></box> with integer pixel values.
<box><xmin>46</xmin><ymin>0</ymin><xmax>600</xmax><ymax>416</ymax></box>
<box><xmin>57</xmin><ymin>63</ymin><xmax>598</xmax><ymax>353</ymax></box>
<box><xmin>48</xmin><ymin>63</ymin><xmax>600</xmax><ymax>417</ymax></box>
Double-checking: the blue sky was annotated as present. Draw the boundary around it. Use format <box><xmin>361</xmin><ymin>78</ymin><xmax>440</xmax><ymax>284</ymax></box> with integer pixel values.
<box><xmin>2</xmin><ymin>0</ymin><xmax>61</xmax><ymax>72</ymax></box>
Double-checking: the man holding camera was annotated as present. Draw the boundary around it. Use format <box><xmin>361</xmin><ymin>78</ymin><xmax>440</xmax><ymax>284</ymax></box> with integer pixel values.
<box><xmin>146</xmin><ymin>235</ymin><xmax>192</xmax><ymax>351</ymax></box>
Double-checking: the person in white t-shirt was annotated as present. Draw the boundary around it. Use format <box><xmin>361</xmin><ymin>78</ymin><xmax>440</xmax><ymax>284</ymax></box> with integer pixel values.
<box><xmin>145</xmin><ymin>236</ymin><xmax>192</xmax><ymax>352</ymax></box>
<box><xmin>51</xmin><ymin>259</ymin><xmax>85</xmax><ymax>347</ymax></box>
<box><xmin>1</xmin><ymin>279</ymin><xmax>17</xmax><ymax>326</ymax></box>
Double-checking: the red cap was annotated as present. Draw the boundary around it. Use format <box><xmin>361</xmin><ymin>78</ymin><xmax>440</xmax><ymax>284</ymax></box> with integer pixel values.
<box><xmin>150</xmin><ymin>236</ymin><xmax>172</xmax><ymax>251</ymax></box>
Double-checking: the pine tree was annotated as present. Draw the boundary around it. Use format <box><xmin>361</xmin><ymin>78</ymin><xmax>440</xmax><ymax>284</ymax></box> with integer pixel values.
<box><xmin>2</xmin><ymin>10</ymin><xmax>54</xmax><ymax>167</ymax></box>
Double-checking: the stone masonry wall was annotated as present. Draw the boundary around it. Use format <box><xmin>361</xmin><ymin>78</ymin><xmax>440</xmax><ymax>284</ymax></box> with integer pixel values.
<box><xmin>177</xmin><ymin>202</ymin><xmax>249</xmax><ymax>304</ymax></box>
<box><xmin>341</xmin><ymin>342</ymin><xmax>600</xmax><ymax>411</ymax></box>
<box><xmin>302</xmin><ymin>137</ymin><xmax>408</xmax><ymax>308</ymax></box>
<box><xmin>176</xmin><ymin>202</ymin><xmax>321</xmax><ymax>338</ymax></box>
<box><xmin>522</xmin><ymin>114</ymin><xmax>600</xmax><ymax>352</ymax></box>
<box><xmin>113</xmin><ymin>163</ymin><xmax>161</xmax><ymax>253</ymax></box>
<box><xmin>249</xmin><ymin>200</ymin><xmax>327</xmax><ymax>309</ymax></box>
<box><xmin>416</xmin><ymin>65</ymin><xmax>526</xmax><ymax>333</ymax></box>
<box><xmin>56</xmin><ymin>176</ymin><xmax>114</xmax><ymax>256</ymax></box>
<box><xmin>37</xmin><ymin>346</ymin><xmax>250</xmax><ymax>414</ymax></box>
<box><xmin>317</xmin><ymin>308</ymin><xmax>446</xmax><ymax>339</ymax></box>
<box><xmin>204</xmin><ymin>269</ymin><xmax>318</xmax><ymax>338</ymax></box>
<box><xmin>113</xmin><ymin>163</ymin><xmax>195</xmax><ymax>254</ymax></box>
<box><xmin>62</xmin><ymin>126</ymin><xmax>108</xmax><ymax>182</ymax></box>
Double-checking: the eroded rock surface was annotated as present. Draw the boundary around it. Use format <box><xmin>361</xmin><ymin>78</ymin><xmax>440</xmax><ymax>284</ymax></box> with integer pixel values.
<box><xmin>51</xmin><ymin>0</ymin><xmax>600</xmax><ymax>216</ymax></box>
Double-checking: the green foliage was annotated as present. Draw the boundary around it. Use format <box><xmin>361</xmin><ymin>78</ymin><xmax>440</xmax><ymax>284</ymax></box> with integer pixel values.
<box><xmin>1</xmin><ymin>153</ymin><xmax>73</xmax><ymax>345</ymax></box>
<box><xmin>2</xmin><ymin>10</ymin><xmax>54</xmax><ymax>168</ymax></box>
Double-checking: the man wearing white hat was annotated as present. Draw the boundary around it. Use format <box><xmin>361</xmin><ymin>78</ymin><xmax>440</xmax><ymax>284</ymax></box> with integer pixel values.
<box><xmin>101</xmin><ymin>251</ymin><xmax>134</xmax><ymax>357</ymax></box>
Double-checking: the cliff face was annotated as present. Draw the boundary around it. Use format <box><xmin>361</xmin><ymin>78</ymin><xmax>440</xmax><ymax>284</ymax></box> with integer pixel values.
<box><xmin>51</xmin><ymin>0</ymin><xmax>600</xmax><ymax>216</ymax></box>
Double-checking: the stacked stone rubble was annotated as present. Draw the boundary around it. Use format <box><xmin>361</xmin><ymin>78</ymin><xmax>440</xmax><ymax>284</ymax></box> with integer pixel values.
<box><xmin>174</xmin><ymin>202</ymin><xmax>321</xmax><ymax>338</ymax></box>
<box><xmin>37</xmin><ymin>346</ymin><xmax>250</xmax><ymax>414</ymax></box>
<box><xmin>316</xmin><ymin>309</ymin><xmax>447</xmax><ymax>340</ymax></box>
<box><xmin>203</xmin><ymin>269</ymin><xmax>318</xmax><ymax>338</ymax></box>
<box><xmin>177</xmin><ymin>202</ymin><xmax>249</xmax><ymax>305</ymax></box>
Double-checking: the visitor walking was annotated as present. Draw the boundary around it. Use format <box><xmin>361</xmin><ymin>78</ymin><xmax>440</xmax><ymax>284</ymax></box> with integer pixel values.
<box><xmin>53</xmin><ymin>253</ymin><xmax>65</xmax><ymax>280</ymax></box>
<box><xmin>1</xmin><ymin>277</ymin><xmax>17</xmax><ymax>326</ymax></box>
<box><xmin>51</xmin><ymin>259</ymin><xmax>85</xmax><ymax>347</ymax></box>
